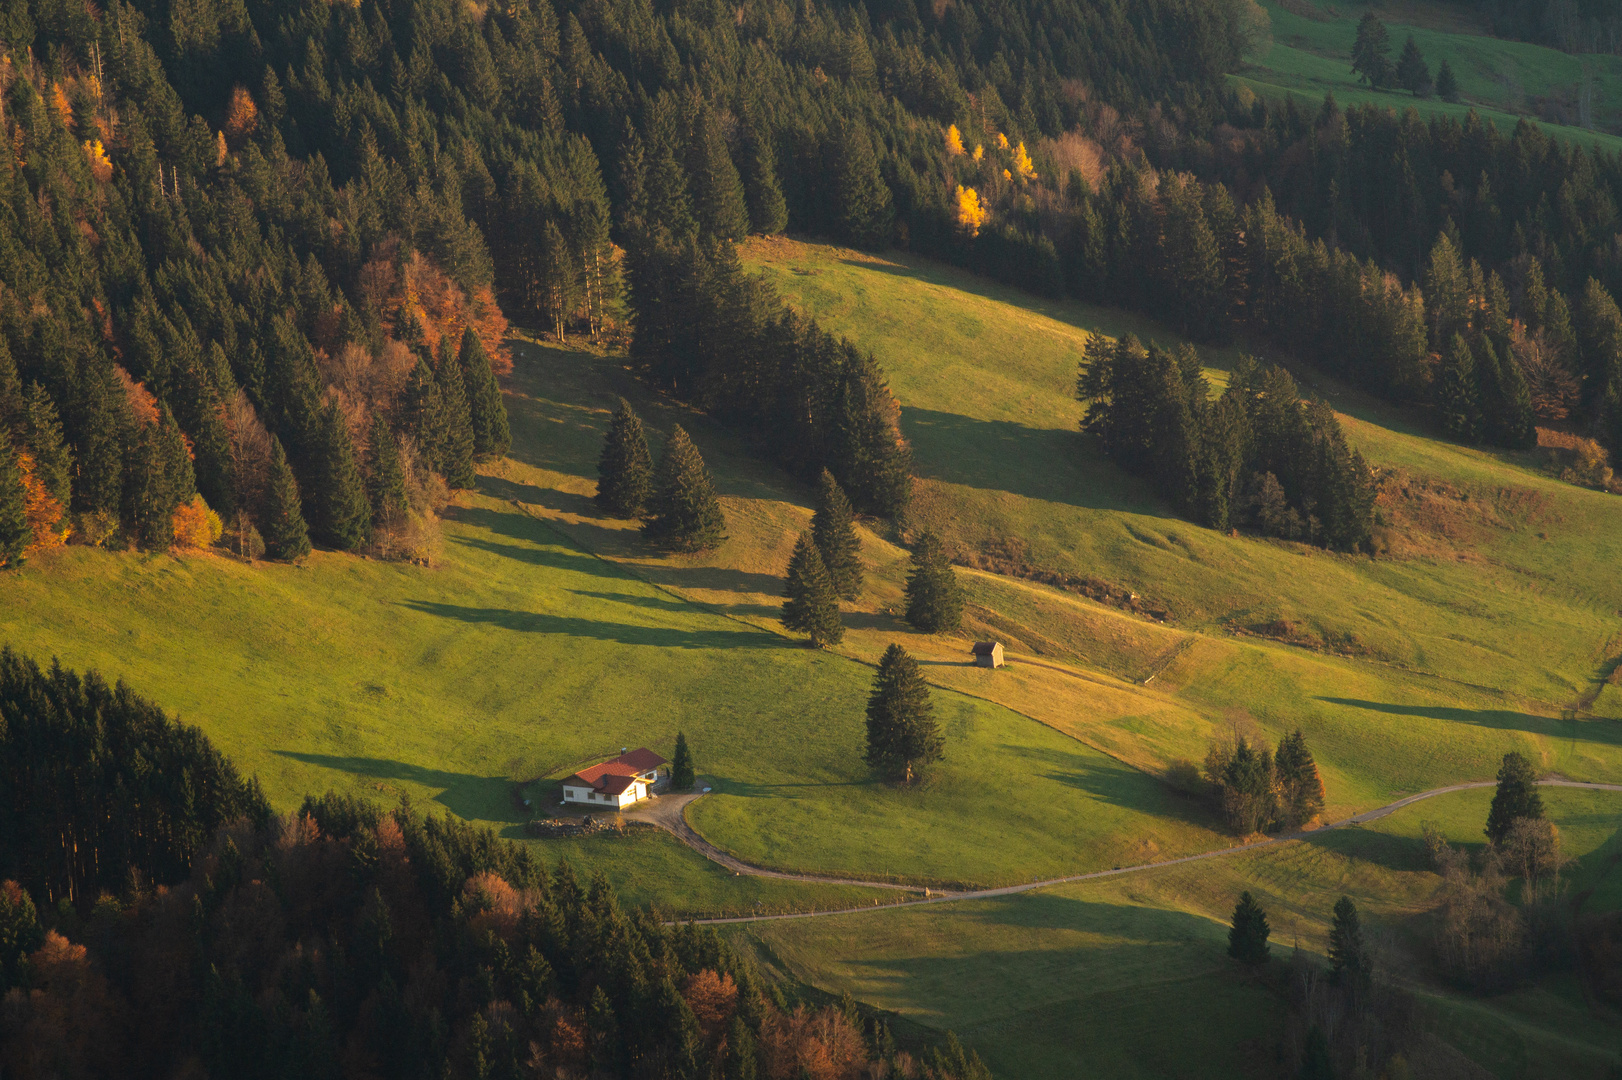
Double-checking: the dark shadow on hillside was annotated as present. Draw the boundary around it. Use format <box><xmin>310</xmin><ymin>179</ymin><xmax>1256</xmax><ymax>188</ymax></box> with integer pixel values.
<box><xmin>901</xmin><ymin>407</ymin><xmax>1170</xmax><ymax>515</ymax></box>
<box><xmin>1296</xmin><ymin>823</ymin><xmax>1431</xmax><ymax>875</ymax></box>
<box><xmin>400</xmin><ymin>600</ymin><xmax>781</xmax><ymax>650</ymax></box>
<box><xmin>1319</xmin><ymin>698</ymin><xmax>1622</xmax><ymax>748</ymax></box>
<box><xmin>998</xmin><ymin>742</ymin><xmax>1222</xmax><ymax>834</ymax></box>
<box><xmin>275</xmin><ymin>751</ymin><xmax>520</xmax><ymax>823</ymax></box>
<box><xmin>569</xmin><ymin>588</ymin><xmax>693</xmax><ymax>612</ymax></box>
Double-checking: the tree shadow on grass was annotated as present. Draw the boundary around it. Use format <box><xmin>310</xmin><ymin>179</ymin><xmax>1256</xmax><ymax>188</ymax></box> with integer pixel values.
<box><xmin>1318</xmin><ymin>698</ymin><xmax>1622</xmax><ymax>748</ymax></box>
<box><xmin>997</xmin><ymin>742</ymin><xmax>1222</xmax><ymax>834</ymax></box>
<box><xmin>400</xmin><ymin>599</ymin><xmax>782</xmax><ymax>650</ymax></box>
<box><xmin>1295</xmin><ymin>824</ymin><xmax>1432</xmax><ymax>875</ymax></box>
<box><xmin>276</xmin><ymin>751</ymin><xmax>521</xmax><ymax>823</ymax></box>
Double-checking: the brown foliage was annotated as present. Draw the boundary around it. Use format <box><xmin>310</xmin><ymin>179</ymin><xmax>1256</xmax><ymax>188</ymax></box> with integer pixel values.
<box><xmin>681</xmin><ymin>969</ymin><xmax>738</xmax><ymax>1042</ymax></box>
<box><xmin>171</xmin><ymin>495</ymin><xmax>221</xmax><ymax>549</ymax></box>
<box><xmin>114</xmin><ymin>365</ymin><xmax>159</xmax><ymax>426</ymax></box>
<box><xmin>17</xmin><ymin>452</ymin><xmax>68</xmax><ymax>552</ymax></box>
<box><xmin>223</xmin><ymin>85</ymin><xmax>259</xmax><ymax>145</ymax></box>
<box><xmin>1</xmin><ymin>931</ymin><xmax>125</xmax><ymax>1079</ymax></box>
<box><xmin>759</xmin><ymin>1005</ymin><xmax>871</xmax><ymax>1080</ymax></box>
<box><xmin>398</xmin><ymin>251</ymin><xmax>511</xmax><ymax>373</ymax></box>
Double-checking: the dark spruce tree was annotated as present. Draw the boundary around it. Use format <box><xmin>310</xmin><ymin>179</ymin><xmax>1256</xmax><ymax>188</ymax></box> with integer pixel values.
<box><xmin>1438</xmin><ymin>334</ymin><xmax>1481</xmax><ymax>443</ymax></box>
<box><xmin>312</xmin><ymin>402</ymin><xmax>372</xmax><ymax>550</ymax></box>
<box><xmin>904</xmin><ymin>531</ymin><xmax>963</xmax><ymax>633</ymax></box>
<box><xmin>459</xmin><ymin>329</ymin><xmax>510</xmax><ymax>460</ymax></box>
<box><xmin>830</xmin><ymin>126</ymin><xmax>894</xmax><ymax>250</ymax></box>
<box><xmin>1227</xmin><ymin>891</ymin><xmax>1271</xmax><ymax>964</ymax></box>
<box><xmin>740</xmin><ymin>119</ymin><xmax>789</xmax><ymax>236</ymax></box>
<box><xmin>0</xmin><ymin>428</ymin><xmax>27</xmax><ymax>568</ymax></box>
<box><xmin>642</xmin><ymin>425</ymin><xmax>727</xmax><ymax>552</ymax></box>
<box><xmin>812</xmin><ymin>469</ymin><xmax>862</xmax><ymax>600</ymax></box>
<box><xmin>1329</xmin><ymin>896</ymin><xmax>1369</xmax><ymax>989</ymax></box>
<box><xmin>865</xmin><ymin>643</ymin><xmax>943</xmax><ymax>785</ymax></box>
<box><xmin>1435</xmin><ymin>59</ymin><xmax>1460</xmax><ymax>102</ymax></box>
<box><xmin>1485</xmin><ymin>751</ymin><xmax>1544</xmax><ymax>845</ymax></box>
<box><xmin>596</xmin><ymin>399</ymin><xmax>655</xmax><ymax>518</ymax></box>
<box><xmin>0</xmin><ymin>342</ymin><xmax>21</xmax><ymax>434</ymax></box>
<box><xmin>367</xmin><ymin>413</ymin><xmax>410</xmax><ymax>529</ymax></box>
<box><xmin>21</xmin><ymin>383</ymin><xmax>71</xmax><ymax>510</ymax></box>
<box><xmin>123</xmin><ymin>408</ymin><xmax>194</xmax><ymax>551</ymax></box>
<box><xmin>263</xmin><ymin>436</ymin><xmax>312</xmax><ymax>562</ymax></box>
<box><xmin>671</xmin><ymin>731</ymin><xmax>696</xmax><ymax>791</ymax></box>
<box><xmin>687</xmin><ymin>105</ymin><xmax>751</xmax><ymax>243</ymax></box>
<box><xmin>782</xmin><ymin>531</ymin><xmax>844</xmax><ymax>647</ymax></box>
<box><xmin>1274</xmin><ymin>730</ymin><xmax>1326</xmax><ymax>827</ymax></box>
<box><xmin>1395</xmin><ymin>36</ymin><xmax>1431</xmax><ymax>96</ymax></box>
<box><xmin>1351</xmin><ymin>13</ymin><xmax>1394</xmax><ymax>88</ymax></box>
<box><xmin>435</xmin><ymin>340</ymin><xmax>478</xmax><ymax>489</ymax></box>
<box><xmin>405</xmin><ymin>357</ymin><xmax>446</xmax><ymax>474</ymax></box>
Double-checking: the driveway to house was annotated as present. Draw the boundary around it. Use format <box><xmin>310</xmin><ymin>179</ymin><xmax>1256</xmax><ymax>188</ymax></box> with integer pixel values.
<box><xmin>626</xmin><ymin>779</ymin><xmax>1622</xmax><ymax>925</ymax></box>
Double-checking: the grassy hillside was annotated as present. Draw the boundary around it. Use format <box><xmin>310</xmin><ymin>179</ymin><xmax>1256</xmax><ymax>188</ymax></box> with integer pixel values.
<box><xmin>1240</xmin><ymin>0</ymin><xmax>1622</xmax><ymax>153</ymax></box>
<box><xmin>735</xmin><ymin>785</ymin><xmax>1622</xmax><ymax>1078</ymax></box>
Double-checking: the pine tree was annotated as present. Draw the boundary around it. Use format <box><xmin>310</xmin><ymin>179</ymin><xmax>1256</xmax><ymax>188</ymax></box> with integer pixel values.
<box><xmin>1227</xmin><ymin>891</ymin><xmax>1271</xmax><ymax>964</ymax></box>
<box><xmin>1351</xmin><ymin>13</ymin><xmax>1394</xmax><ymax>89</ymax></box>
<box><xmin>367</xmin><ymin>413</ymin><xmax>409</xmax><ymax>528</ymax></box>
<box><xmin>1576</xmin><ymin>278</ymin><xmax>1622</xmax><ymax>418</ymax></box>
<box><xmin>124</xmin><ymin>408</ymin><xmax>193</xmax><ymax>551</ymax></box>
<box><xmin>459</xmin><ymin>329</ymin><xmax>510</xmax><ymax>460</ymax></box>
<box><xmin>311</xmin><ymin>401</ymin><xmax>372</xmax><ymax>551</ymax></box>
<box><xmin>781</xmin><ymin>531</ymin><xmax>843</xmax><ymax>647</ymax></box>
<box><xmin>1435</xmin><ymin>59</ymin><xmax>1460</xmax><ymax>102</ymax></box>
<box><xmin>642</xmin><ymin>425</ymin><xmax>726</xmax><ymax>552</ymax></box>
<box><xmin>405</xmin><ymin>357</ymin><xmax>446</xmax><ymax>473</ymax></box>
<box><xmin>1395</xmin><ymin>36</ymin><xmax>1431</xmax><ymax>96</ymax></box>
<box><xmin>722</xmin><ymin>1016</ymin><xmax>758</xmax><ymax>1080</ymax></box>
<box><xmin>812</xmin><ymin>469</ymin><xmax>862</xmax><ymax>600</ymax></box>
<box><xmin>596</xmin><ymin>399</ymin><xmax>655</xmax><ymax>518</ymax></box>
<box><xmin>1485</xmin><ymin>751</ymin><xmax>1544</xmax><ymax>845</ymax></box>
<box><xmin>904</xmin><ymin>531</ymin><xmax>962</xmax><ymax>633</ymax></box>
<box><xmin>435</xmin><ymin>341</ymin><xmax>477</xmax><ymax>489</ymax></box>
<box><xmin>740</xmin><ymin>119</ymin><xmax>788</xmax><ymax>236</ymax></box>
<box><xmin>1274</xmin><ymin>730</ymin><xmax>1326</xmax><ymax>827</ymax></box>
<box><xmin>687</xmin><ymin>106</ymin><xmax>750</xmax><ymax>243</ymax></box>
<box><xmin>21</xmin><ymin>383</ymin><xmax>71</xmax><ymax>509</ymax></box>
<box><xmin>263</xmin><ymin>436</ymin><xmax>311</xmax><ymax>562</ymax></box>
<box><xmin>864</xmin><ymin>643</ymin><xmax>943</xmax><ymax>784</ymax></box>
<box><xmin>830</xmin><ymin>126</ymin><xmax>893</xmax><ymax>250</ymax></box>
<box><xmin>1438</xmin><ymin>334</ymin><xmax>1481</xmax><ymax>442</ymax></box>
<box><xmin>670</xmin><ymin>731</ymin><xmax>695</xmax><ymax>791</ymax></box>
<box><xmin>0</xmin><ymin>341</ymin><xmax>22</xmax><ymax>435</ymax></box>
<box><xmin>0</xmin><ymin>428</ymin><xmax>27</xmax><ymax>568</ymax></box>
<box><xmin>1478</xmin><ymin>337</ymin><xmax>1537</xmax><ymax>449</ymax></box>
<box><xmin>829</xmin><ymin>346</ymin><xmax>912</xmax><ymax>518</ymax></box>
<box><xmin>1328</xmin><ymin>896</ymin><xmax>1368</xmax><ymax>988</ymax></box>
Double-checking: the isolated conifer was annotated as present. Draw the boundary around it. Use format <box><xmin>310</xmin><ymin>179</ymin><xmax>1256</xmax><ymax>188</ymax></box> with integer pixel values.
<box><xmin>596</xmin><ymin>399</ymin><xmax>655</xmax><ymax>518</ymax></box>
<box><xmin>1351</xmin><ymin>13</ymin><xmax>1393</xmax><ymax>88</ymax></box>
<box><xmin>459</xmin><ymin>329</ymin><xmax>510</xmax><ymax>460</ymax></box>
<box><xmin>864</xmin><ymin>643</ymin><xmax>943</xmax><ymax>784</ymax></box>
<box><xmin>1227</xmin><ymin>891</ymin><xmax>1271</xmax><ymax>964</ymax></box>
<box><xmin>263</xmin><ymin>437</ymin><xmax>311</xmax><ymax>562</ymax></box>
<box><xmin>1438</xmin><ymin>334</ymin><xmax>1481</xmax><ymax>442</ymax></box>
<box><xmin>642</xmin><ymin>425</ymin><xmax>726</xmax><ymax>552</ymax></box>
<box><xmin>21</xmin><ymin>383</ymin><xmax>71</xmax><ymax>509</ymax></box>
<box><xmin>435</xmin><ymin>341</ymin><xmax>477</xmax><ymax>489</ymax></box>
<box><xmin>1274</xmin><ymin>730</ymin><xmax>1326</xmax><ymax>826</ymax></box>
<box><xmin>1328</xmin><ymin>896</ymin><xmax>1368</xmax><ymax>988</ymax></box>
<box><xmin>366</xmin><ymin>413</ymin><xmax>409</xmax><ymax>528</ymax></box>
<box><xmin>671</xmin><ymin>731</ymin><xmax>696</xmax><ymax>791</ymax></box>
<box><xmin>1395</xmin><ymin>36</ymin><xmax>1431</xmax><ymax>96</ymax></box>
<box><xmin>1485</xmin><ymin>751</ymin><xmax>1544</xmax><ymax>845</ymax></box>
<box><xmin>0</xmin><ymin>429</ymin><xmax>27</xmax><ymax>568</ymax></box>
<box><xmin>782</xmin><ymin>531</ymin><xmax>844</xmax><ymax>647</ymax></box>
<box><xmin>812</xmin><ymin>469</ymin><xmax>862</xmax><ymax>600</ymax></box>
<box><xmin>312</xmin><ymin>401</ymin><xmax>372</xmax><ymax>550</ymax></box>
<box><xmin>1435</xmin><ymin>59</ymin><xmax>1460</xmax><ymax>102</ymax></box>
<box><xmin>904</xmin><ymin>531</ymin><xmax>962</xmax><ymax>633</ymax></box>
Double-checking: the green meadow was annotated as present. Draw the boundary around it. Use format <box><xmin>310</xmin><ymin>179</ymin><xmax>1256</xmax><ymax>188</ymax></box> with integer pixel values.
<box><xmin>1239</xmin><ymin>0</ymin><xmax>1622</xmax><ymax>153</ymax></box>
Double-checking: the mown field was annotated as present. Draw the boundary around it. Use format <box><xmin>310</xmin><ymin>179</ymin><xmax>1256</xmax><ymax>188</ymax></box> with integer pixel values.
<box><xmin>1240</xmin><ymin>0</ymin><xmax>1622</xmax><ymax>153</ymax></box>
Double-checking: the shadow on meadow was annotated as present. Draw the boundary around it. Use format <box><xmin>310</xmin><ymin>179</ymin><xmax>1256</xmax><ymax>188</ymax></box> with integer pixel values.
<box><xmin>1319</xmin><ymin>697</ymin><xmax>1622</xmax><ymax>748</ymax></box>
<box><xmin>400</xmin><ymin>600</ymin><xmax>783</xmax><ymax>650</ymax></box>
<box><xmin>276</xmin><ymin>750</ymin><xmax>521</xmax><ymax>823</ymax></box>
<box><xmin>998</xmin><ymin>740</ymin><xmax>1222</xmax><ymax>835</ymax></box>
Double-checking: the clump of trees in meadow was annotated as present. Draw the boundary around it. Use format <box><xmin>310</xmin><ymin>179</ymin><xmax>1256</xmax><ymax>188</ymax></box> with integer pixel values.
<box><xmin>1168</xmin><ymin>727</ymin><xmax>1326</xmax><ymax>835</ymax></box>
<box><xmin>1082</xmin><ymin>343</ymin><xmax>1377</xmax><ymax>550</ymax></box>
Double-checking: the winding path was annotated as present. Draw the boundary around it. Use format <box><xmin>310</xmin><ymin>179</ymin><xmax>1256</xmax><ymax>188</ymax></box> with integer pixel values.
<box><xmin>637</xmin><ymin>779</ymin><xmax>1622</xmax><ymax>926</ymax></box>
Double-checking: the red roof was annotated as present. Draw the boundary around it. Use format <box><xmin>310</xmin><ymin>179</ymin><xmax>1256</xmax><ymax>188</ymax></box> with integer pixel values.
<box><xmin>564</xmin><ymin>748</ymin><xmax>668</xmax><ymax>792</ymax></box>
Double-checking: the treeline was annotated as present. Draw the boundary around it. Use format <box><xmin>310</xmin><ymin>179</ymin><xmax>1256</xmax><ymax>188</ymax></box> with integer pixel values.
<box><xmin>1081</xmin><ymin>340</ymin><xmax>1376</xmax><ymax>550</ymax></box>
<box><xmin>0</xmin><ymin>650</ymin><xmax>992</xmax><ymax>1079</ymax></box>
<box><xmin>1476</xmin><ymin>0</ymin><xmax>1622</xmax><ymax>55</ymax></box>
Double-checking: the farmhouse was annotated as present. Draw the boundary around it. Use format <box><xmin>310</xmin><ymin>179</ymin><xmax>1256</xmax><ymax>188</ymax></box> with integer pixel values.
<box><xmin>971</xmin><ymin>641</ymin><xmax>1004</xmax><ymax>668</ymax></box>
<box><xmin>561</xmin><ymin>747</ymin><xmax>668</xmax><ymax>809</ymax></box>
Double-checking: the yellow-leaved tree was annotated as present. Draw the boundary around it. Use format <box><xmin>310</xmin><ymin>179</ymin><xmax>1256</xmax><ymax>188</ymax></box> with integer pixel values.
<box><xmin>83</xmin><ymin>140</ymin><xmax>112</xmax><ymax>183</ymax></box>
<box><xmin>995</xmin><ymin>132</ymin><xmax>1009</xmax><ymax>150</ymax></box>
<box><xmin>172</xmin><ymin>495</ymin><xmax>223</xmax><ymax>549</ymax></box>
<box><xmin>17</xmin><ymin>452</ymin><xmax>68</xmax><ymax>553</ymax></box>
<box><xmin>971</xmin><ymin>144</ymin><xmax>984</xmax><ymax>163</ymax></box>
<box><xmin>955</xmin><ymin>185</ymin><xmax>986</xmax><ymax>237</ymax></box>
<box><xmin>1013</xmin><ymin>140</ymin><xmax>1037</xmax><ymax>182</ymax></box>
<box><xmin>945</xmin><ymin>124</ymin><xmax>965</xmax><ymax>156</ymax></box>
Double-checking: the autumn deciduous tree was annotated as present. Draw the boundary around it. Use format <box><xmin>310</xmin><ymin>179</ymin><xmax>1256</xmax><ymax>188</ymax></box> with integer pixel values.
<box><xmin>223</xmin><ymin>84</ymin><xmax>259</xmax><ymax>144</ymax></box>
<box><xmin>955</xmin><ymin>185</ymin><xmax>986</xmax><ymax>237</ymax></box>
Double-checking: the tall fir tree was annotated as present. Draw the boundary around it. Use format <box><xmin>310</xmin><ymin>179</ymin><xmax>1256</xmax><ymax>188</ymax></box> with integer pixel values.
<box><xmin>670</xmin><ymin>731</ymin><xmax>696</xmax><ymax>791</ymax></box>
<box><xmin>904</xmin><ymin>531</ymin><xmax>963</xmax><ymax>633</ymax></box>
<box><xmin>1227</xmin><ymin>891</ymin><xmax>1271</xmax><ymax>964</ymax></box>
<box><xmin>1438</xmin><ymin>334</ymin><xmax>1481</xmax><ymax>442</ymax></box>
<box><xmin>740</xmin><ymin>119</ymin><xmax>788</xmax><ymax>235</ymax></box>
<box><xmin>0</xmin><ymin>341</ymin><xmax>22</xmax><ymax>435</ymax></box>
<box><xmin>812</xmin><ymin>469</ymin><xmax>862</xmax><ymax>600</ymax></box>
<box><xmin>864</xmin><ymin>643</ymin><xmax>943</xmax><ymax>784</ymax></box>
<box><xmin>21</xmin><ymin>383</ymin><xmax>71</xmax><ymax>509</ymax></box>
<box><xmin>1274</xmin><ymin>730</ymin><xmax>1326</xmax><ymax>826</ymax></box>
<box><xmin>1395</xmin><ymin>36</ymin><xmax>1430</xmax><ymax>96</ymax></box>
<box><xmin>1435</xmin><ymin>59</ymin><xmax>1460</xmax><ymax>101</ymax></box>
<box><xmin>1485</xmin><ymin>751</ymin><xmax>1544</xmax><ymax>845</ymax></box>
<box><xmin>366</xmin><ymin>413</ymin><xmax>409</xmax><ymax>529</ymax></box>
<box><xmin>459</xmin><ymin>329</ymin><xmax>510</xmax><ymax>460</ymax></box>
<box><xmin>0</xmin><ymin>428</ymin><xmax>27</xmax><ymax>568</ymax></box>
<box><xmin>686</xmin><ymin>105</ymin><xmax>751</xmax><ymax>243</ymax></box>
<box><xmin>830</xmin><ymin>126</ymin><xmax>893</xmax><ymax>250</ymax></box>
<box><xmin>1478</xmin><ymin>337</ymin><xmax>1536</xmax><ymax>449</ymax></box>
<box><xmin>1351</xmin><ymin>13</ymin><xmax>1394</xmax><ymax>88</ymax></box>
<box><xmin>596</xmin><ymin>399</ymin><xmax>655</xmax><ymax>518</ymax></box>
<box><xmin>405</xmin><ymin>357</ymin><xmax>446</xmax><ymax>474</ymax></box>
<box><xmin>263</xmin><ymin>436</ymin><xmax>312</xmax><ymax>562</ymax></box>
<box><xmin>311</xmin><ymin>401</ymin><xmax>372</xmax><ymax>551</ymax></box>
<box><xmin>781</xmin><ymin>531</ymin><xmax>844</xmax><ymax>647</ymax></box>
<box><xmin>1328</xmin><ymin>896</ymin><xmax>1369</xmax><ymax>989</ymax></box>
<box><xmin>1576</xmin><ymin>278</ymin><xmax>1622</xmax><ymax>417</ymax></box>
<box><xmin>642</xmin><ymin>425</ymin><xmax>727</xmax><ymax>552</ymax></box>
<box><xmin>435</xmin><ymin>340</ymin><xmax>477</xmax><ymax>489</ymax></box>
<box><xmin>829</xmin><ymin>346</ymin><xmax>912</xmax><ymax>518</ymax></box>
<box><xmin>123</xmin><ymin>407</ymin><xmax>194</xmax><ymax>551</ymax></box>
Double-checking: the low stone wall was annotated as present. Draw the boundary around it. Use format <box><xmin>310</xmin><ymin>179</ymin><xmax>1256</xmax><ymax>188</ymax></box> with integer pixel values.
<box><xmin>522</xmin><ymin>816</ymin><xmax>654</xmax><ymax>838</ymax></box>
